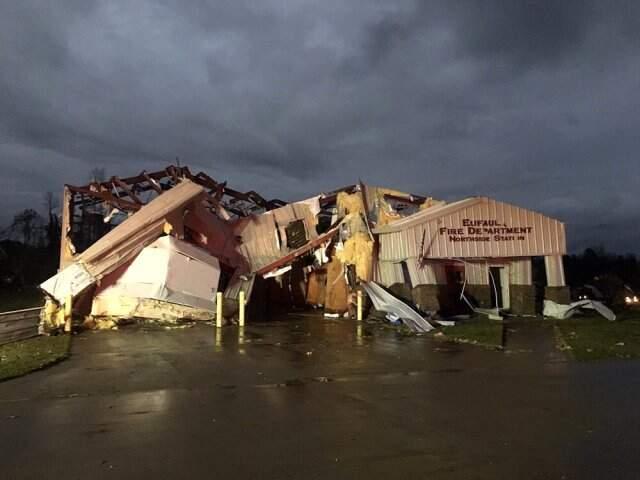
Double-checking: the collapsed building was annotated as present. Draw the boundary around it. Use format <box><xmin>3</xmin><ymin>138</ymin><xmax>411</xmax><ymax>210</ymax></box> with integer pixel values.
<box><xmin>40</xmin><ymin>165</ymin><xmax>569</xmax><ymax>331</ymax></box>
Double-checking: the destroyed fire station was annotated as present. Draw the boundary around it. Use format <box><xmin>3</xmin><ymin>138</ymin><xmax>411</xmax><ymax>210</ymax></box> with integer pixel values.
<box><xmin>39</xmin><ymin>165</ymin><xmax>571</xmax><ymax>332</ymax></box>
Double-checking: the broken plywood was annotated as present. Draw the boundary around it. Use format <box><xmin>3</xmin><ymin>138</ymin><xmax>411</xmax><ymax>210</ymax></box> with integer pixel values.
<box><xmin>324</xmin><ymin>255</ymin><xmax>349</xmax><ymax>313</ymax></box>
<box><xmin>88</xmin><ymin>297</ymin><xmax>215</xmax><ymax>328</ymax></box>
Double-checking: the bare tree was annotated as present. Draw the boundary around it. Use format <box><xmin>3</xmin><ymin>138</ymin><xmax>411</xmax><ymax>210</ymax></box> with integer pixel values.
<box><xmin>10</xmin><ymin>209</ymin><xmax>44</xmax><ymax>246</ymax></box>
<box><xmin>43</xmin><ymin>192</ymin><xmax>60</xmax><ymax>252</ymax></box>
<box><xmin>43</xmin><ymin>192</ymin><xmax>58</xmax><ymax>217</ymax></box>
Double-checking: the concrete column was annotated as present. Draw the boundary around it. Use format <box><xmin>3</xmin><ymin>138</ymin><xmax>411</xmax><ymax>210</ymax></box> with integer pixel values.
<box><xmin>464</xmin><ymin>284</ymin><xmax>492</xmax><ymax>308</ymax></box>
<box><xmin>509</xmin><ymin>258</ymin><xmax>536</xmax><ymax>315</ymax></box>
<box><xmin>412</xmin><ymin>284</ymin><xmax>443</xmax><ymax>312</ymax></box>
<box><xmin>410</xmin><ymin>260</ymin><xmax>446</xmax><ymax>312</ymax></box>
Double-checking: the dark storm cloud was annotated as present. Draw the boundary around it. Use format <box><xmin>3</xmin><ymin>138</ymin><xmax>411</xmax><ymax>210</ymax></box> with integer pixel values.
<box><xmin>0</xmin><ymin>0</ymin><xmax>639</xmax><ymax>252</ymax></box>
<box><xmin>445</xmin><ymin>0</ymin><xmax>595</xmax><ymax>67</ymax></box>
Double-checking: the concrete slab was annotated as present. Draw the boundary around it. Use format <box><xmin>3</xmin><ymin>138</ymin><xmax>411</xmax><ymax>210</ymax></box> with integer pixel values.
<box><xmin>1</xmin><ymin>315</ymin><xmax>639</xmax><ymax>479</ymax></box>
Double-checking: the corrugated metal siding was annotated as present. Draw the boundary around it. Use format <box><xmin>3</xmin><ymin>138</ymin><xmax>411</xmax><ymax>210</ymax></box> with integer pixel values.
<box><xmin>510</xmin><ymin>257</ymin><xmax>532</xmax><ymax>285</ymax></box>
<box><xmin>224</xmin><ymin>272</ymin><xmax>256</xmax><ymax>300</ymax></box>
<box><xmin>407</xmin><ymin>259</ymin><xmax>446</xmax><ymax>285</ymax></box>
<box><xmin>378</xmin><ymin>197</ymin><xmax>566</xmax><ymax>261</ymax></box>
<box><xmin>234</xmin><ymin>201</ymin><xmax>318</xmax><ymax>272</ymax></box>
<box><xmin>272</xmin><ymin>202</ymin><xmax>318</xmax><ymax>244</ymax></box>
<box><xmin>380</xmin><ymin>257</ymin><xmax>534</xmax><ymax>287</ymax></box>
<box><xmin>235</xmin><ymin>213</ymin><xmax>281</xmax><ymax>271</ymax></box>
<box><xmin>377</xmin><ymin>258</ymin><xmax>447</xmax><ymax>287</ymax></box>
<box><xmin>376</xmin><ymin>261</ymin><xmax>405</xmax><ymax>287</ymax></box>
<box><xmin>545</xmin><ymin>255</ymin><xmax>566</xmax><ymax>287</ymax></box>
<box><xmin>465</xmin><ymin>261</ymin><xmax>489</xmax><ymax>285</ymax></box>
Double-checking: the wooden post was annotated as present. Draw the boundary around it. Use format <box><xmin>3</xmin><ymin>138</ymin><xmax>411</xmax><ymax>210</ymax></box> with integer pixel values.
<box><xmin>216</xmin><ymin>291</ymin><xmax>223</xmax><ymax>328</ymax></box>
<box><xmin>357</xmin><ymin>290</ymin><xmax>363</xmax><ymax>321</ymax></box>
<box><xmin>64</xmin><ymin>294</ymin><xmax>73</xmax><ymax>333</ymax></box>
<box><xmin>215</xmin><ymin>328</ymin><xmax>222</xmax><ymax>348</ymax></box>
<box><xmin>58</xmin><ymin>186</ymin><xmax>74</xmax><ymax>270</ymax></box>
<box><xmin>238</xmin><ymin>291</ymin><xmax>245</xmax><ymax>327</ymax></box>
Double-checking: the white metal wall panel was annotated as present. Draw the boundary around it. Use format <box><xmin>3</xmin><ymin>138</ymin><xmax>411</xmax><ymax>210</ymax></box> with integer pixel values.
<box><xmin>510</xmin><ymin>257</ymin><xmax>533</xmax><ymax>285</ymax></box>
<box><xmin>465</xmin><ymin>261</ymin><xmax>489</xmax><ymax>285</ymax></box>
<box><xmin>407</xmin><ymin>258</ymin><xmax>446</xmax><ymax>285</ymax></box>
<box><xmin>544</xmin><ymin>255</ymin><xmax>566</xmax><ymax>287</ymax></box>
<box><xmin>378</xmin><ymin>197</ymin><xmax>566</xmax><ymax>261</ymax></box>
<box><xmin>377</xmin><ymin>261</ymin><xmax>405</xmax><ymax>287</ymax></box>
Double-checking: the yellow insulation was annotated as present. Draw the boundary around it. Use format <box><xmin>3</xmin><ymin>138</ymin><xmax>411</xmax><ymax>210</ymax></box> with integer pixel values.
<box><xmin>376</xmin><ymin>204</ymin><xmax>401</xmax><ymax>227</ymax></box>
<box><xmin>335</xmin><ymin>231</ymin><xmax>374</xmax><ymax>280</ymax></box>
<box><xmin>337</xmin><ymin>191</ymin><xmax>365</xmax><ymax>216</ymax></box>
<box><xmin>40</xmin><ymin>298</ymin><xmax>65</xmax><ymax>332</ymax></box>
<box><xmin>374</xmin><ymin>187</ymin><xmax>408</xmax><ymax>227</ymax></box>
<box><xmin>324</xmin><ymin>256</ymin><xmax>349</xmax><ymax>313</ymax></box>
<box><xmin>420</xmin><ymin>197</ymin><xmax>445</xmax><ymax>210</ymax></box>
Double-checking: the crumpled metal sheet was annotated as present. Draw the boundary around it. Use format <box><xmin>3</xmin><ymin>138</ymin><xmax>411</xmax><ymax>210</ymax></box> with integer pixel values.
<box><xmin>40</xmin><ymin>262</ymin><xmax>94</xmax><ymax>304</ymax></box>
<box><xmin>362</xmin><ymin>282</ymin><xmax>435</xmax><ymax>332</ymax></box>
<box><xmin>543</xmin><ymin>299</ymin><xmax>616</xmax><ymax>321</ymax></box>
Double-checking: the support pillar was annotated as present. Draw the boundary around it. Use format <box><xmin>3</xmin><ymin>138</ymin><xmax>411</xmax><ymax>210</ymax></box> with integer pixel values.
<box><xmin>58</xmin><ymin>186</ymin><xmax>74</xmax><ymax>270</ymax></box>
<box><xmin>238</xmin><ymin>291</ymin><xmax>245</xmax><ymax>327</ymax></box>
<box><xmin>544</xmin><ymin>255</ymin><xmax>570</xmax><ymax>304</ymax></box>
<box><xmin>509</xmin><ymin>258</ymin><xmax>536</xmax><ymax>315</ymax></box>
<box><xmin>215</xmin><ymin>292</ymin><xmax>223</xmax><ymax>328</ymax></box>
<box><xmin>64</xmin><ymin>295</ymin><xmax>73</xmax><ymax>333</ymax></box>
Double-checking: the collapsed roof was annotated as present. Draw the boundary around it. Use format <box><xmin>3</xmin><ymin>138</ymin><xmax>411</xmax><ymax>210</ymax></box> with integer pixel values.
<box><xmin>41</xmin><ymin>164</ymin><xmax>441</xmax><ymax>330</ymax></box>
<box><xmin>58</xmin><ymin>164</ymin><xmax>287</xmax><ymax>269</ymax></box>
<box><xmin>43</xmin><ymin>179</ymin><xmax>242</xmax><ymax>303</ymax></box>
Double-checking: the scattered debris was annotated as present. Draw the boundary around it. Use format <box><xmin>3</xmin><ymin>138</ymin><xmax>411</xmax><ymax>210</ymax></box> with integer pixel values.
<box><xmin>543</xmin><ymin>300</ymin><xmax>616</xmax><ymax>321</ymax></box>
<box><xmin>361</xmin><ymin>282</ymin><xmax>434</xmax><ymax>333</ymax></box>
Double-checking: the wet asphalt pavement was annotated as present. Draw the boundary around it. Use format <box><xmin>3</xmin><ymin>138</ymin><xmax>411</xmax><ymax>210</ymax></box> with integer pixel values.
<box><xmin>1</xmin><ymin>315</ymin><xmax>640</xmax><ymax>479</ymax></box>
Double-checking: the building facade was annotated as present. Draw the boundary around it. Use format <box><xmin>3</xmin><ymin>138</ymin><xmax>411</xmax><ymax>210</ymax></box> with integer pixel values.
<box><xmin>373</xmin><ymin>197</ymin><xmax>568</xmax><ymax>315</ymax></box>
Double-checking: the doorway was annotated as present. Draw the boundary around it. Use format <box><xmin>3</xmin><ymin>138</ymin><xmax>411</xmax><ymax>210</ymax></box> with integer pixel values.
<box><xmin>489</xmin><ymin>266</ymin><xmax>510</xmax><ymax>309</ymax></box>
<box><xmin>444</xmin><ymin>263</ymin><xmax>466</xmax><ymax>314</ymax></box>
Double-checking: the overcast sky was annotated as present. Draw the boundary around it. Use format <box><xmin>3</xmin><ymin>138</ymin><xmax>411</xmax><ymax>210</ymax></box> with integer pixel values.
<box><xmin>1</xmin><ymin>1</ymin><xmax>639</xmax><ymax>253</ymax></box>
